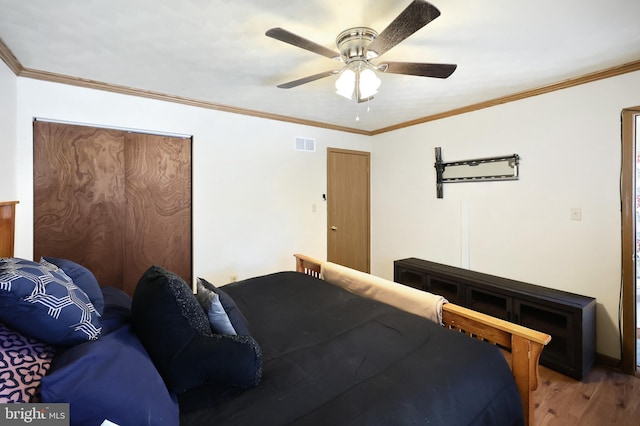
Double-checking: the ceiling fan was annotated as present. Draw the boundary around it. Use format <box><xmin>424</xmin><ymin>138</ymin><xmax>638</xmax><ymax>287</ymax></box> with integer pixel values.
<box><xmin>266</xmin><ymin>0</ymin><xmax>457</xmax><ymax>103</ymax></box>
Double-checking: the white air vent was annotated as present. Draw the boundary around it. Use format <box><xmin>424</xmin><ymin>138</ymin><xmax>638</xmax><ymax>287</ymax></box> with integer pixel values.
<box><xmin>295</xmin><ymin>137</ymin><xmax>316</xmax><ymax>152</ymax></box>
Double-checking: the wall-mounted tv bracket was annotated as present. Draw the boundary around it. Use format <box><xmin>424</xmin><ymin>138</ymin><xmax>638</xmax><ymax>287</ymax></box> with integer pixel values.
<box><xmin>434</xmin><ymin>147</ymin><xmax>519</xmax><ymax>198</ymax></box>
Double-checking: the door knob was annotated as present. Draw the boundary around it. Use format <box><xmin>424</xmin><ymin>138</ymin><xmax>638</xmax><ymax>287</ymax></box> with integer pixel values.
<box><xmin>331</xmin><ymin>226</ymin><xmax>338</xmax><ymax>231</ymax></box>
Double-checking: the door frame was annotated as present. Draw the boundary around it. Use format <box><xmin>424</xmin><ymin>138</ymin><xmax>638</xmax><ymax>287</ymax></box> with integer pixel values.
<box><xmin>621</xmin><ymin>106</ymin><xmax>640</xmax><ymax>374</ymax></box>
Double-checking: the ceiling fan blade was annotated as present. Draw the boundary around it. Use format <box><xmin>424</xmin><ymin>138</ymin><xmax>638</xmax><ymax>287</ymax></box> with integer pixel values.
<box><xmin>380</xmin><ymin>62</ymin><xmax>457</xmax><ymax>78</ymax></box>
<box><xmin>276</xmin><ymin>70</ymin><xmax>339</xmax><ymax>89</ymax></box>
<box><xmin>266</xmin><ymin>27</ymin><xmax>340</xmax><ymax>60</ymax></box>
<box><xmin>367</xmin><ymin>0</ymin><xmax>441</xmax><ymax>57</ymax></box>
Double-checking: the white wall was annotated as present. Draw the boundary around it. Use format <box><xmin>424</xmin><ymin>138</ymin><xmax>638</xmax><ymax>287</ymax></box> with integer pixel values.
<box><xmin>0</xmin><ymin>61</ymin><xmax>17</xmax><ymax>200</ymax></box>
<box><xmin>371</xmin><ymin>70</ymin><xmax>640</xmax><ymax>359</ymax></box>
<box><xmin>8</xmin><ymin>61</ymin><xmax>640</xmax><ymax>359</ymax></box>
<box><xmin>14</xmin><ymin>78</ymin><xmax>371</xmax><ymax>284</ymax></box>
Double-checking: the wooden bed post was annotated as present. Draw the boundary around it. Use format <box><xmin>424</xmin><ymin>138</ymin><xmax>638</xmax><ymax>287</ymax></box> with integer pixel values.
<box><xmin>512</xmin><ymin>335</ymin><xmax>544</xmax><ymax>426</ymax></box>
<box><xmin>294</xmin><ymin>253</ymin><xmax>321</xmax><ymax>277</ymax></box>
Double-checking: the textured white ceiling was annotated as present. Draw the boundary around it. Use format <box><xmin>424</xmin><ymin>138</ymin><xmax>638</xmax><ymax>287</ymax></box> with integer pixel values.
<box><xmin>1</xmin><ymin>0</ymin><xmax>639</xmax><ymax>132</ymax></box>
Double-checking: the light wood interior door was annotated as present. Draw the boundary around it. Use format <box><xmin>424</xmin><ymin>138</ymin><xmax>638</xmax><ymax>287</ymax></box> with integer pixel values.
<box><xmin>327</xmin><ymin>148</ymin><xmax>370</xmax><ymax>272</ymax></box>
<box><xmin>33</xmin><ymin>121</ymin><xmax>191</xmax><ymax>295</ymax></box>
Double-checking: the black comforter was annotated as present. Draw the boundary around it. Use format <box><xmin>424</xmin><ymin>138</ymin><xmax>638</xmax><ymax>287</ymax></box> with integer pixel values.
<box><xmin>179</xmin><ymin>271</ymin><xmax>523</xmax><ymax>426</ymax></box>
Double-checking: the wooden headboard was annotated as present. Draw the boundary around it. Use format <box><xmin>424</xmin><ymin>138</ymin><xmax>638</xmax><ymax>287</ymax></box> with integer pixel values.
<box><xmin>0</xmin><ymin>201</ymin><xmax>19</xmax><ymax>258</ymax></box>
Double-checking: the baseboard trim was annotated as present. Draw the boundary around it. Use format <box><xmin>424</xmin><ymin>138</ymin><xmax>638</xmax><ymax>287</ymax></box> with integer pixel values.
<box><xmin>596</xmin><ymin>352</ymin><xmax>623</xmax><ymax>370</ymax></box>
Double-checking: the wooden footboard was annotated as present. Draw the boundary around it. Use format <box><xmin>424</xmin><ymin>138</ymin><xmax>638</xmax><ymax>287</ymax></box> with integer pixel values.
<box><xmin>294</xmin><ymin>254</ymin><xmax>550</xmax><ymax>426</ymax></box>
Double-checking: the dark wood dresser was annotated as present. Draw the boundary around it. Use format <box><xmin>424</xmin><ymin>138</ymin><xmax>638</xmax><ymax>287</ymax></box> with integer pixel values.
<box><xmin>394</xmin><ymin>257</ymin><xmax>596</xmax><ymax>380</ymax></box>
<box><xmin>0</xmin><ymin>201</ymin><xmax>19</xmax><ymax>257</ymax></box>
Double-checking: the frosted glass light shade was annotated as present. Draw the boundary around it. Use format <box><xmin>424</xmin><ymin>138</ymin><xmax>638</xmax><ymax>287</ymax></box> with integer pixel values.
<box><xmin>335</xmin><ymin>69</ymin><xmax>355</xmax><ymax>99</ymax></box>
<box><xmin>359</xmin><ymin>68</ymin><xmax>380</xmax><ymax>98</ymax></box>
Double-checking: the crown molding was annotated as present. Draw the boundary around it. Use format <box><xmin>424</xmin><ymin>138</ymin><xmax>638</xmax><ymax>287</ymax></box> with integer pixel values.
<box><xmin>2</xmin><ymin>37</ymin><xmax>638</xmax><ymax>136</ymax></box>
<box><xmin>371</xmin><ymin>59</ymin><xmax>640</xmax><ymax>135</ymax></box>
<box><xmin>0</xmin><ymin>37</ymin><xmax>23</xmax><ymax>75</ymax></box>
<box><xmin>17</xmin><ymin>68</ymin><xmax>371</xmax><ymax>135</ymax></box>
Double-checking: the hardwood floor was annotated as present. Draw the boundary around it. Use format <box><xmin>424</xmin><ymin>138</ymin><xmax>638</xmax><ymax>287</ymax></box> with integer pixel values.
<box><xmin>533</xmin><ymin>363</ymin><xmax>640</xmax><ymax>425</ymax></box>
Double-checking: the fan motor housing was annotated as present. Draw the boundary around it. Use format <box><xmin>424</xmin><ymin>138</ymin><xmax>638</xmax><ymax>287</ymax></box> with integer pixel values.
<box><xmin>336</xmin><ymin>27</ymin><xmax>379</xmax><ymax>62</ymax></box>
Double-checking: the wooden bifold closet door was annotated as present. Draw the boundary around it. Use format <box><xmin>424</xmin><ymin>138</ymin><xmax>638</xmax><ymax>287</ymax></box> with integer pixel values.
<box><xmin>33</xmin><ymin>121</ymin><xmax>192</xmax><ymax>295</ymax></box>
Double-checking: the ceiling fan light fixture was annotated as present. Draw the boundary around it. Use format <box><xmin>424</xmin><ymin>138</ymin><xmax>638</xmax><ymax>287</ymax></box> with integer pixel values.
<box><xmin>335</xmin><ymin>65</ymin><xmax>381</xmax><ymax>101</ymax></box>
<box><xmin>335</xmin><ymin>69</ymin><xmax>356</xmax><ymax>99</ymax></box>
<box><xmin>359</xmin><ymin>68</ymin><xmax>380</xmax><ymax>99</ymax></box>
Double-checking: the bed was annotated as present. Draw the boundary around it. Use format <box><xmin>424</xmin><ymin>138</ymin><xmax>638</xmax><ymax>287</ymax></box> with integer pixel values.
<box><xmin>178</xmin><ymin>254</ymin><xmax>550</xmax><ymax>425</ymax></box>
<box><xmin>0</xmin><ymin>240</ymin><xmax>550</xmax><ymax>425</ymax></box>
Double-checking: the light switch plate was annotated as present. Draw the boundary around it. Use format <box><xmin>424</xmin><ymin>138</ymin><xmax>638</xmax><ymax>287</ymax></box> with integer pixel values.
<box><xmin>570</xmin><ymin>208</ymin><xmax>582</xmax><ymax>221</ymax></box>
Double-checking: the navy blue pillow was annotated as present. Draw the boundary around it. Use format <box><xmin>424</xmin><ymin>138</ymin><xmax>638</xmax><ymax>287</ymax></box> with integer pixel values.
<box><xmin>100</xmin><ymin>287</ymin><xmax>133</xmax><ymax>335</ymax></box>
<box><xmin>101</xmin><ymin>286</ymin><xmax>132</xmax><ymax>312</ymax></box>
<box><xmin>40</xmin><ymin>257</ymin><xmax>105</xmax><ymax>315</ymax></box>
<box><xmin>198</xmin><ymin>278</ymin><xmax>251</xmax><ymax>335</ymax></box>
<box><xmin>40</xmin><ymin>325</ymin><xmax>178</xmax><ymax>426</ymax></box>
<box><xmin>132</xmin><ymin>267</ymin><xmax>261</xmax><ymax>393</ymax></box>
<box><xmin>0</xmin><ymin>258</ymin><xmax>101</xmax><ymax>345</ymax></box>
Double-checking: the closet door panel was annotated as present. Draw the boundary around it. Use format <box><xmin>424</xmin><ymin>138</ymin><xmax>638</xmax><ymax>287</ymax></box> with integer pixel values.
<box><xmin>33</xmin><ymin>121</ymin><xmax>126</xmax><ymax>289</ymax></box>
<box><xmin>123</xmin><ymin>132</ymin><xmax>192</xmax><ymax>294</ymax></box>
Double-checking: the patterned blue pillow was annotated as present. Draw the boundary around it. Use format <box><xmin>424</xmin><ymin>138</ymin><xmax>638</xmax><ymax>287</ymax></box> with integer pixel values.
<box><xmin>40</xmin><ymin>257</ymin><xmax>105</xmax><ymax>315</ymax></box>
<box><xmin>0</xmin><ymin>321</ymin><xmax>55</xmax><ymax>403</ymax></box>
<box><xmin>0</xmin><ymin>258</ymin><xmax>101</xmax><ymax>345</ymax></box>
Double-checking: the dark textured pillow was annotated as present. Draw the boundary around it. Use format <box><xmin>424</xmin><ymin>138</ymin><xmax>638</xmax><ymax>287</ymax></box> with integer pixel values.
<box><xmin>198</xmin><ymin>278</ymin><xmax>251</xmax><ymax>335</ymax></box>
<box><xmin>40</xmin><ymin>257</ymin><xmax>105</xmax><ymax>315</ymax></box>
<box><xmin>40</xmin><ymin>325</ymin><xmax>178</xmax><ymax>426</ymax></box>
<box><xmin>132</xmin><ymin>266</ymin><xmax>212</xmax><ymax>387</ymax></box>
<box><xmin>173</xmin><ymin>334</ymin><xmax>262</xmax><ymax>392</ymax></box>
<box><xmin>195</xmin><ymin>280</ymin><xmax>236</xmax><ymax>335</ymax></box>
<box><xmin>0</xmin><ymin>258</ymin><xmax>101</xmax><ymax>345</ymax></box>
<box><xmin>0</xmin><ymin>322</ymin><xmax>55</xmax><ymax>403</ymax></box>
<box><xmin>132</xmin><ymin>266</ymin><xmax>261</xmax><ymax>393</ymax></box>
